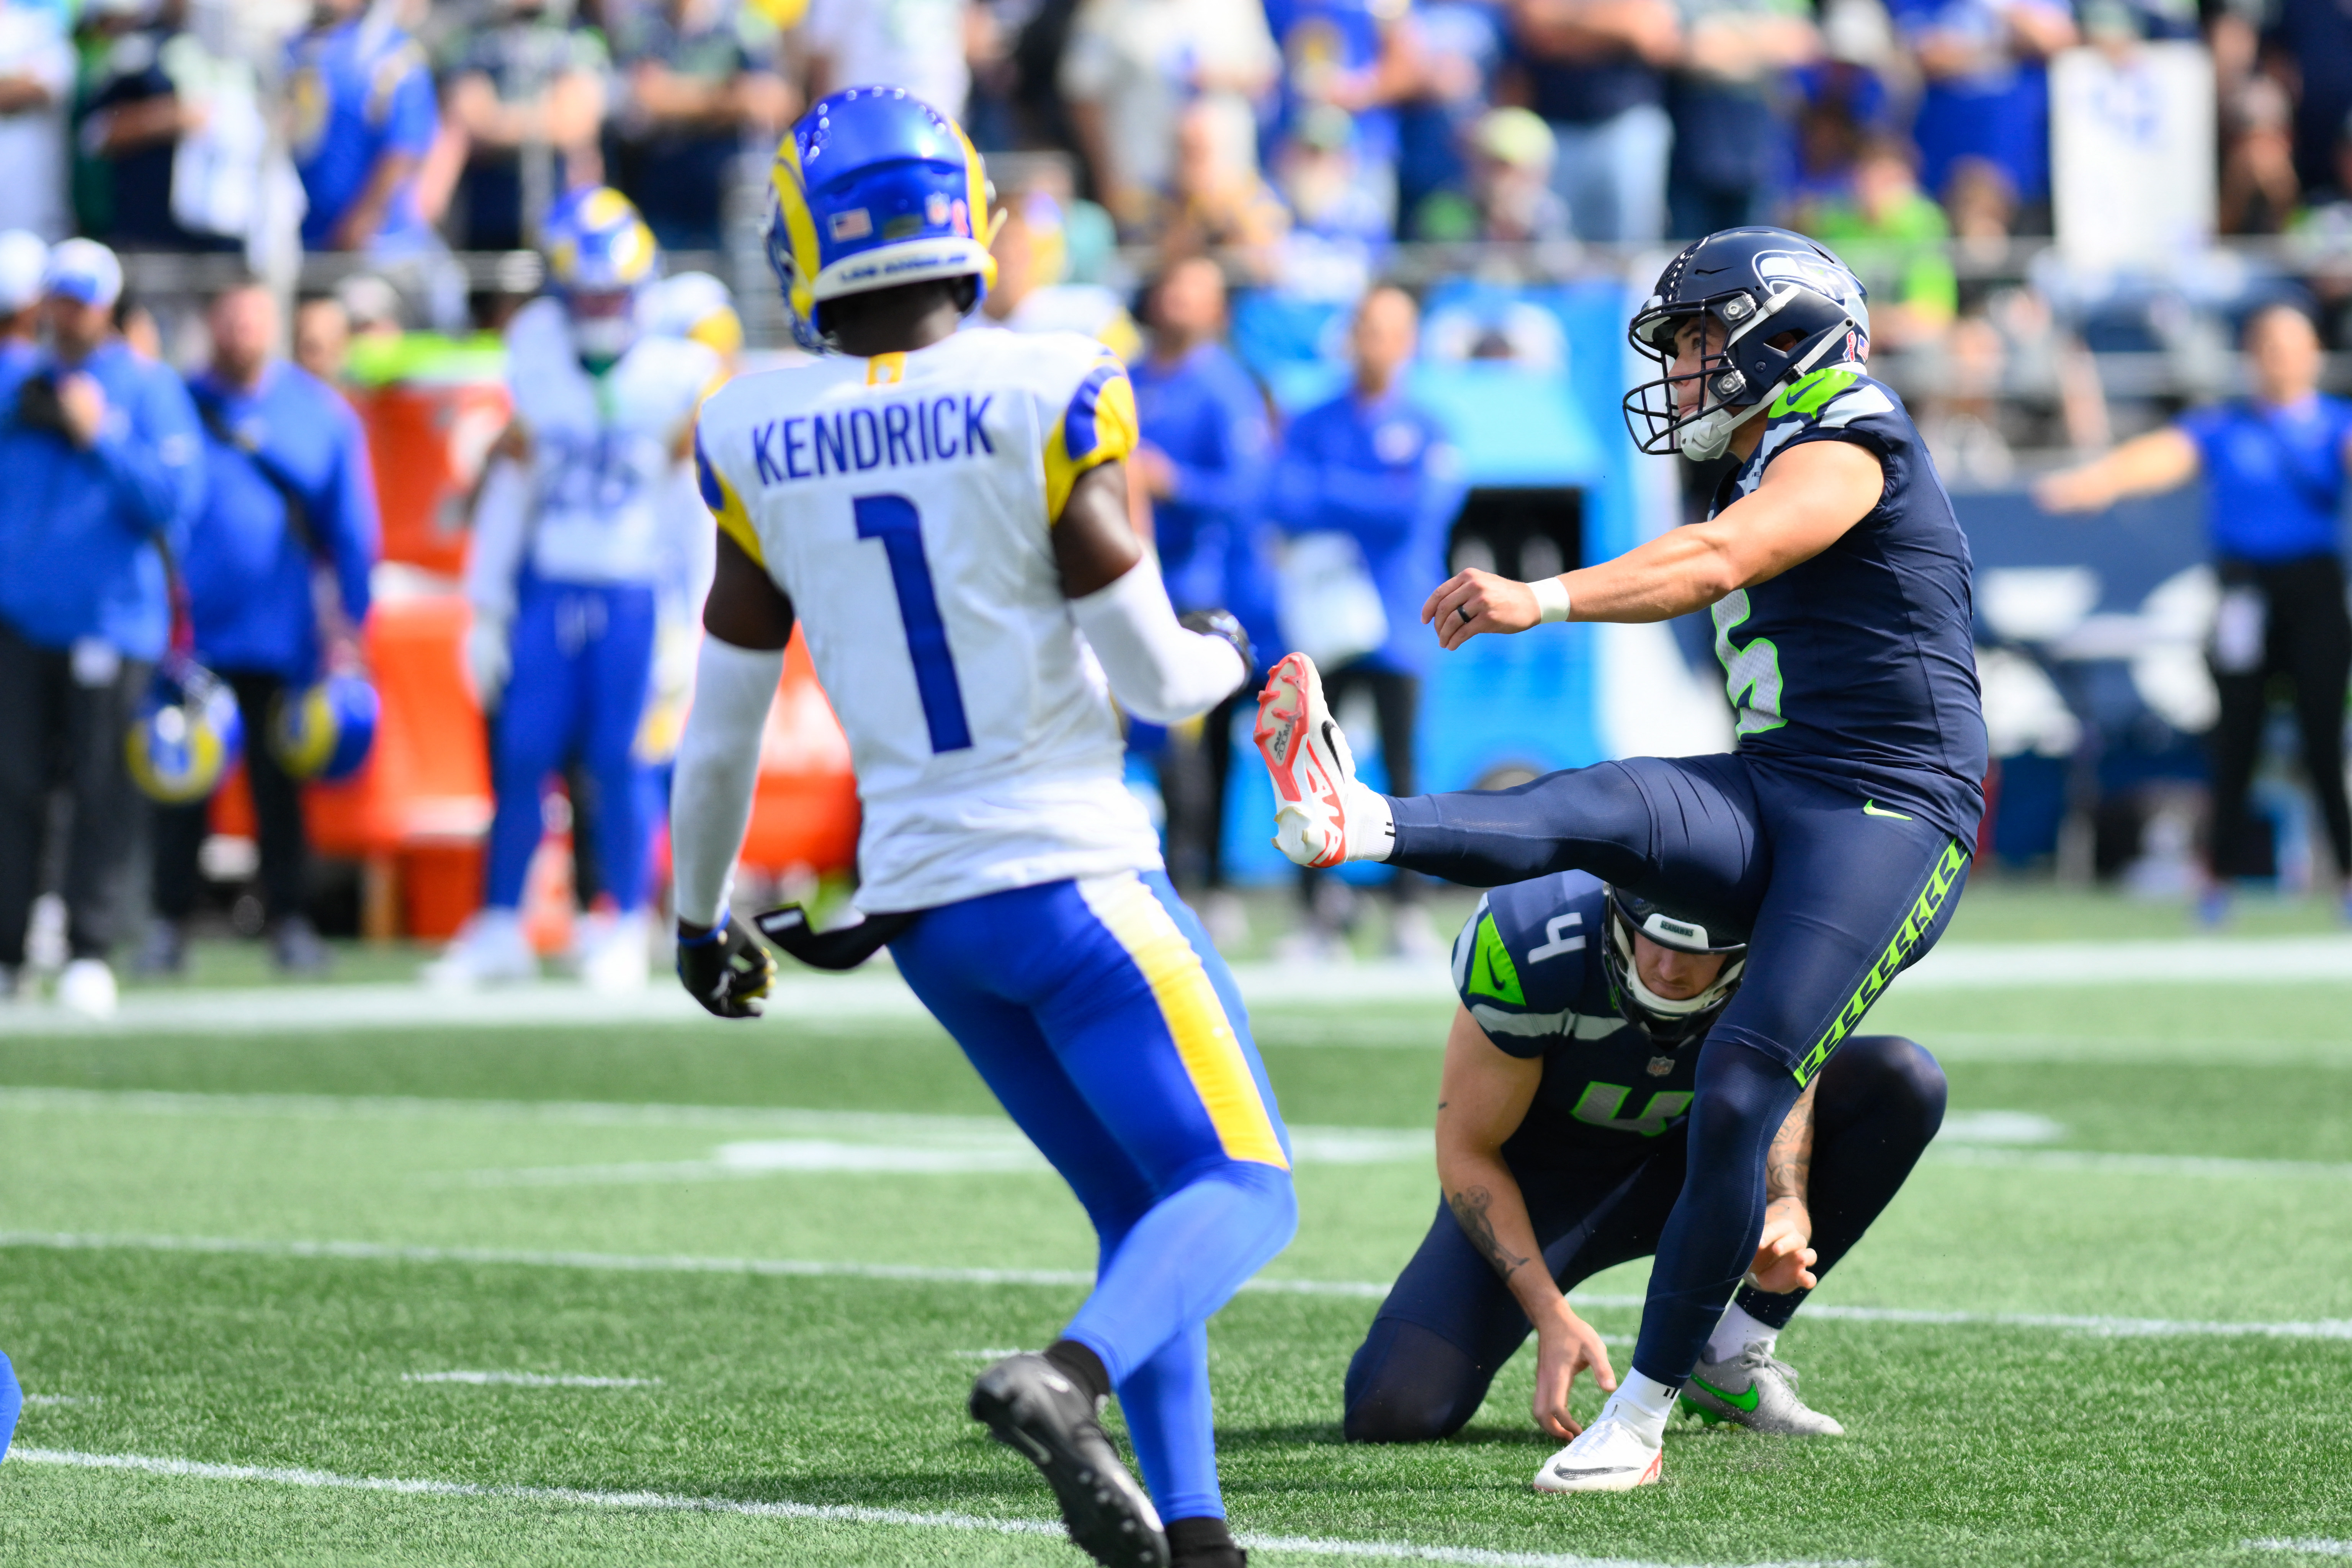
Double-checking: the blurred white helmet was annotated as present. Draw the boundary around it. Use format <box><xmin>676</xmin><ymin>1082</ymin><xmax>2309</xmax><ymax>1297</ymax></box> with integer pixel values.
<box><xmin>0</xmin><ymin>231</ymin><xmax>49</xmax><ymax>315</ymax></box>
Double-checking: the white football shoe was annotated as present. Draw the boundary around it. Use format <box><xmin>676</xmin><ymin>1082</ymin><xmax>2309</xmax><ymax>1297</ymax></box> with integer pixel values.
<box><xmin>1532</xmin><ymin>1411</ymin><xmax>1664</xmax><ymax>1494</ymax></box>
<box><xmin>1254</xmin><ymin>653</ymin><xmax>1388</xmax><ymax>869</ymax></box>
<box><xmin>421</xmin><ymin>908</ymin><xmax>538</xmax><ymax>989</ymax></box>
<box><xmin>577</xmin><ymin>908</ymin><xmax>649</xmax><ymax>994</ymax></box>
<box><xmin>56</xmin><ymin>957</ymin><xmax>118</xmax><ymax>1020</ymax></box>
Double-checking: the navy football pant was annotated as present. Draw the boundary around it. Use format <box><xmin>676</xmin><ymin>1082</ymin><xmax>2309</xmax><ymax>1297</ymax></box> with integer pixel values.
<box><xmin>1383</xmin><ymin>753</ymin><xmax>1969</xmax><ymax>1386</ymax></box>
<box><xmin>891</xmin><ymin>871</ymin><xmax>1298</xmax><ymax>1523</ymax></box>
<box><xmin>484</xmin><ymin>577</ymin><xmax>655</xmax><ymax>913</ymax></box>
<box><xmin>1343</xmin><ymin>1035</ymin><xmax>1947</xmax><ymax>1441</ymax></box>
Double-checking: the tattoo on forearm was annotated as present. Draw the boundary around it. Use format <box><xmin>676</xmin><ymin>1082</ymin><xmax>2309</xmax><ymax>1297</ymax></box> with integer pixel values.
<box><xmin>1448</xmin><ymin>1185</ymin><xmax>1530</xmax><ymax>1279</ymax></box>
<box><xmin>1765</xmin><ymin>1082</ymin><xmax>1816</xmax><ymax>1203</ymax></box>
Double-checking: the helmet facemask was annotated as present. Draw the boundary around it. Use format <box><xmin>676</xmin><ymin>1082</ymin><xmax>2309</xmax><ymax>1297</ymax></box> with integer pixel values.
<box><xmin>1599</xmin><ymin>889</ymin><xmax>1747</xmax><ymax>1049</ymax></box>
<box><xmin>1623</xmin><ymin>281</ymin><xmax>1868</xmax><ymax>462</ymax></box>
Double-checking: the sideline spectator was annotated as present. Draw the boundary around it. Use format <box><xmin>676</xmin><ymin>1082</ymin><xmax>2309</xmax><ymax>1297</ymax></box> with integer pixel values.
<box><xmin>0</xmin><ymin>0</ymin><xmax>72</xmax><ymax>240</ymax></box>
<box><xmin>286</xmin><ymin>0</ymin><xmax>439</xmax><ymax>253</ymax></box>
<box><xmin>1155</xmin><ymin>101</ymin><xmax>1293</xmax><ymax>277</ymax></box>
<box><xmin>2267</xmin><ymin>0</ymin><xmax>2352</xmax><ymax>204</ymax></box>
<box><xmin>293</xmin><ymin>295</ymin><xmax>352</xmax><ymax>386</ymax></box>
<box><xmin>1885</xmin><ymin>0</ymin><xmax>2076</xmax><ymax>221</ymax></box>
<box><xmin>2220</xmin><ymin>74</ymin><xmax>2300</xmax><ymax>235</ymax></box>
<box><xmin>1266</xmin><ymin>286</ymin><xmax>1459</xmax><ymax>959</ymax></box>
<box><xmin>0</xmin><ymin>240</ymin><xmax>204</xmax><ymax>1017</ymax></box>
<box><xmin>2035</xmin><ymin>303</ymin><xmax>2352</xmax><ymax>922</ymax></box>
<box><xmin>1277</xmin><ymin>101</ymin><xmax>1397</xmax><ymax>244</ymax></box>
<box><xmin>1803</xmin><ymin>135</ymin><xmax>1956</xmax><ymax>349</ymax></box>
<box><xmin>1410</xmin><ymin>104</ymin><xmax>1570</xmax><ymax>240</ymax></box>
<box><xmin>1508</xmin><ymin>0</ymin><xmax>1683</xmax><ymax>244</ymax></box>
<box><xmin>1058</xmin><ymin>0</ymin><xmax>1278</xmax><ymax>235</ymax></box>
<box><xmin>1128</xmin><ymin>257</ymin><xmax>1275</xmax><ymax>937</ymax></box>
<box><xmin>439</xmin><ymin>0</ymin><xmax>611</xmax><ymax>251</ymax></box>
<box><xmin>800</xmin><ymin>0</ymin><xmax>974</xmax><ymax>125</ymax></box>
<box><xmin>1667</xmin><ymin>0</ymin><xmax>1818</xmax><ymax>237</ymax></box>
<box><xmin>0</xmin><ymin>230</ymin><xmax>42</xmax><ymax>399</ymax></box>
<box><xmin>976</xmin><ymin>189</ymin><xmax>1141</xmax><ymax>358</ymax></box>
<box><xmin>144</xmin><ymin>281</ymin><xmax>379</xmax><ymax>979</ymax></box>
<box><xmin>1265</xmin><ymin>0</ymin><xmax>1425</xmax><ymax>242</ymax></box>
<box><xmin>608</xmin><ymin>0</ymin><xmax>793</xmax><ymax>251</ymax></box>
<box><xmin>1396</xmin><ymin>0</ymin><xmax>1509</xmax><ymax>229</ymax></box>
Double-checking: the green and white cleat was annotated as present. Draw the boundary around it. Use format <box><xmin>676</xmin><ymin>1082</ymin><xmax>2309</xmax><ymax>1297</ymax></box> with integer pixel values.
<box><xmin>1682</xmin><ymin>1344</ymin><xmax>1845</xmax><ymax>1436</ymax></box>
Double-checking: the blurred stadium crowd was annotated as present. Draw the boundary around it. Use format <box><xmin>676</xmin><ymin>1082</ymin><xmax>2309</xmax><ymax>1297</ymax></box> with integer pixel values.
<box><xmin>0</xmin><ymin>0</ymin><xmax>2349</xmax><ymax>1009</ymax></box>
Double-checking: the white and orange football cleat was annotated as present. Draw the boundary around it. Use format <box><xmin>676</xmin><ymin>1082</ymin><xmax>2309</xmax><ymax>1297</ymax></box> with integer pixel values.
<box><xmin>1253</xmin><ymin>652</ymin><xmax>1389</xmax><ymax>869</ymax></box>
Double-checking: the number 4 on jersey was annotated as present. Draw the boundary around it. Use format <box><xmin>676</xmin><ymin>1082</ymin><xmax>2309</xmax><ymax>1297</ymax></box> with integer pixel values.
<box><xmin>854</xmin><ymin>493</ymin><xmax>972</xmax><ymax>754</ymax></box>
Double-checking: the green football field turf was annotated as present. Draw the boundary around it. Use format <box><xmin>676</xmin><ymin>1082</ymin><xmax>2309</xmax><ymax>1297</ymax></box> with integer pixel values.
<box><xmin>3</xmin><ymin>916</ymin><xmax>2351</xmax><ymax>1565</ymax></box>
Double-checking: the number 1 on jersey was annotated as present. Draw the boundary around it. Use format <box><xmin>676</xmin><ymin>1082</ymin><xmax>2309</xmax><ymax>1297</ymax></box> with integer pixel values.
<box><xmin>853</xmin><ymin>493</ymin><xmax>973</xmax><ymax>753</ymax></box>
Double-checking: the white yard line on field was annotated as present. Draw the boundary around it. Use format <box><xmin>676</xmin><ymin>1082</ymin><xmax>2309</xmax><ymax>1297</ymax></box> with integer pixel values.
<box><xmin>3</xmin><ymin>932</ymin><xmax>2352</xmax><ymax>1037</ymax></box>
<box><xmin>2248</xmin><ymin>1543</ymin><xmax>2352</xmax><ymax>1558</ymax></box>
<box><xmin>0</xmin><ymin>1446</ymin><xmax>1855</xmax><ymax>1568</ymax></box>
<box><xmin>6</xmin><ymin>1230</ymin><xmax>2350</xmax><ymax>1340</ymax></box>
<box><xmin>402</xmin><ymin>1372</ymin><xmax>660</xmax><ymax>1389</ymax></box>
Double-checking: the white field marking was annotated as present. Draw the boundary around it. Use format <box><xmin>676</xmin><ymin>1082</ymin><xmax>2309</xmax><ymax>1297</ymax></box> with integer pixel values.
<box><xmin>401</xmin><ymin>1372</ymin><xmax>660</xmax><ymax>1389</ymax></box>
<box><xmin>1927</xmin><ymin>1146</ymin><xmax>2352</xmax><ymax>1181</ymax></box>
<box><xmin>1934</xmin><ymin>1111</ymin><xmax>2065</xmax><ymax>1144</ymax></box>
<box><xmin>458</xmin><ymin>1127</ymin><xmax>1430</xmax><ymax>1187</ymax></box>
<box><xmin>7</xmin><ymin>932</ymin><xmax>2352</xmax><ymax>1037</ymax></box>
<box><xmin>2249</xmin><ymin>1542</ymin><xmax>2352</xmax><ymax>1558</ymax></box>
<box><xmin>7</xmin><ymin>1230</ymin><xmax>2351</xmax><ymax>1340</ymax></box>
<box><xmin>23</xmin><ymin>1395</ymin><xmax>98</xmax><ymax>1406</ymax></box>
<box><xmin>949</xmin><ymin>1349</ymin><xmax>1027</xmax><ymax>1360</ymax></box>
<box><xmin>1912</xmin><ymin>1031</ymin><xmax>2352</xmax><ymax>1067</ymax></box>
<box><xmin>0</xmin><ymin>1446</ymin><xmax>1855</xmax><ymax>1568</ymax></box>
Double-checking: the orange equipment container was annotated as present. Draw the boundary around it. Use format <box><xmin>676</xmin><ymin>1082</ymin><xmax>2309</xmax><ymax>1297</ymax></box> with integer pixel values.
<box><xmin>212</xmin><ymin>594</ymin><xmax>493</xmax><ymax>940</ymax></box>
<box><xmin>353</xmin><ymin>379</ymin><xmax>512</xmax><ymax>576</ymax></box>
<box><xmin>213</xmin><ymin>616</ymin><xmax>858</xmax><ymax>937</ymax></box>
<box><xmin>740</xmin><ymin>631</ymin><xmax>861</xmax><ymax>876</ymax></box>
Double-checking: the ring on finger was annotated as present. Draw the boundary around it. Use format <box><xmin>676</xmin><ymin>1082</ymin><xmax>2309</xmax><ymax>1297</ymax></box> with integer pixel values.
<box><xmin>1457</xmin><ymin>604</ymin><xmax>1472</xmax><ymax>625</ymax></box>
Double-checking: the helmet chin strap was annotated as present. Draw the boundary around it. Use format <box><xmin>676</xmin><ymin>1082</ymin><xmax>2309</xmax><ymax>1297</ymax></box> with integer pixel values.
<box><xmin>1612</xmin><ymin>919</ymin><xmax>1745</xmax><ymax>1021</ymax></box>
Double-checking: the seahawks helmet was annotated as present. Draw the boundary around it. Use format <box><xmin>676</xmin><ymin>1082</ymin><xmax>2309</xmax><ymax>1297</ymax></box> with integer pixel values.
<box><xmin>765</xmin><ymin>86</ymin><xmax>995</xmax><ymax>352</ymax></box>
<box><xmin>126</xmin><ymin>659</ymin><xmax>242</xmax><ymax>805</ymax></box>
<box><xmin>542</xmin><ymin>186</ymin><xmax>660</xmax><ymax>364</ymax></box>
<box><xmin>270</xmin><ymin>672</ymin><xmax>379</xmax><ymax>783</ymax></box>
<box><xmin>1623</xmin><ymin>227</ymin><xmax>1871</xmax><ymax>463</ymax></box>
<box><xmin>1601</xmin><ymin>886</ymin><xmax>1748</xmax><ymax>1048</ymax></box>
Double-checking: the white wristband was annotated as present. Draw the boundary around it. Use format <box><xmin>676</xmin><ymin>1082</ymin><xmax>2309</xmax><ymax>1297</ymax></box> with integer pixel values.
<box><xmin>1530</xmin><ymin>576</ymin><xmax>1572</xmax><ymax>624</ymax></box>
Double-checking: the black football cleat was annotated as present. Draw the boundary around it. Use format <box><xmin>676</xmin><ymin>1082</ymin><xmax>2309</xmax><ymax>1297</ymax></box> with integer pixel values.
<box><xmin>970</xmin><ymin>1353</ymin><xmax>1168</xmax><ymax>1568</ymax></box>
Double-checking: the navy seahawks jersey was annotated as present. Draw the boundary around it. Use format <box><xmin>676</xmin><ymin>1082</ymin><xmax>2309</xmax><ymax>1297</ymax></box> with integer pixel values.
<box><xmin>1710</xmin><ymin>368</ymin><xmax>1987</xmax><ymax>845</ymax></box>
<box><xmin>1450</xmin><ymin>870</ymin><xmax>1700</xmax><ymax>1173</ymax></box>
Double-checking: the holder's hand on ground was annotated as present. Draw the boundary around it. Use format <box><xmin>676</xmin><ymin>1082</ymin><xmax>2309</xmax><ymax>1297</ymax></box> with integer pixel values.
<box><xmin>1530</xmin><ymin>1301</ymin><xmax>1618</xmax><ymax>1441</ymax></box>
<box><xmin>1746</xmin><ymin>1197</ymin><xmax>1818</xmax><ymax>1295</ymax></box>
<box><xmin>1423</xmin><ymin>569</ymin><xmax>1538</xmax><ymax>651</ymax></box>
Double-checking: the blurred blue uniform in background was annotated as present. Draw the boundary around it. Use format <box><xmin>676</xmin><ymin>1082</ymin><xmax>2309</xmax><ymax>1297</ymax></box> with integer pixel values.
<box><xmin>1131</xmin><ymin>339</ymin><xmax>1274</xmax><ymax>896</ymax></box>
<box><xmin>0</xmin><ymin>246</ymin><xmax>204</xmax><ymax>984</ymax></box>
<box><xmin>149</xmin><ymin>358</ymin><xmax>380</xmax><ymax>963</ymax></box>
<box><xmin>286</xmin><ymin>9</ymin><xmax>438</xmax><ymax>252</ymax></box>
<box><xmin>2177</xmin><ymin>391</ymin><xmax>2352</xmax><ymax>884</ymax></box>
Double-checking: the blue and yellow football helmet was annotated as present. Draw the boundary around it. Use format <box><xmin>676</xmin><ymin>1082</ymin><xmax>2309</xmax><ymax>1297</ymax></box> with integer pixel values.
<box><xmin>126</xmin><ymin>661</ymin><xmax>243</xmax><ymax>806</ymax></box>
<box><xmin>765</xmin><ymin>87</ymin><xmax>997</xmax><ymax>352</ymax></box>
<box><xmin>270</xmin><ymin>672</ymin><xmax>380</xmax><ymax>784</ymax></box>
<box><xmin>543</xmin><ymin>186</ymin><xmax>660</xmax><ymax>360</ymax></box>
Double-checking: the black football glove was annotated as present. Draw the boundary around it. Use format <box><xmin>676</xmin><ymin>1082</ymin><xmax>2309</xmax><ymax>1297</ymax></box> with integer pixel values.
<box><xmin>1179</xmin><ymin>608</ymin><xmax>1254</xmax><ymax>682</ymax></box>
<box><xmin>675</xmin><ymin>912</ymin><xmax>775</xmax><ymax>1019</ymax></box>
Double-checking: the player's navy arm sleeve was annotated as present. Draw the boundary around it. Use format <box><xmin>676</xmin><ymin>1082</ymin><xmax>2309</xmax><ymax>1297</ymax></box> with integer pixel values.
<box><xmin>1069</xmin><ymin>558</ymin><xmax>1248</xmax><ymax>724</ymax></box>
<box><xmin>669</xmin><ymin>635</ymin><xmax>784</xmax><ymax>927</ymax></box>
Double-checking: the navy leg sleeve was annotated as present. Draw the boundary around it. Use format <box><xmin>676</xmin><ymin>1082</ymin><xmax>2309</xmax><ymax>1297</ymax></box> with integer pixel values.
<box><xmin>1384</xmin><ymin>754</ymin><xmax>1768</xmax><ymax>932</ymax></box>
<box><xmin>1734</xmin><ymin>1033</ymin><xmax>1948</xmax><ymax>1330</ymax></box>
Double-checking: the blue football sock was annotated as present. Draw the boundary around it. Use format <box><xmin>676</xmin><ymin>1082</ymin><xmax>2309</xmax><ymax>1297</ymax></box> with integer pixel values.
<box><xmin>1066</xmin><ymin>1160</ymin><xmax>1296</xmax><ymax>1389</ymax></box>
<box><xmin>0</xmin><ymin>1350</ymin><xmax>21</xmax><ymax>1462</ymax></box>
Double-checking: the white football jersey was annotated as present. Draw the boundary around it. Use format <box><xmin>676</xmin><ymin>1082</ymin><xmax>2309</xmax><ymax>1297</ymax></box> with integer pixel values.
<box><xmin>507</xmin><ymin>297</ymin><xmax>721</xmax><ymax>587</ymax></box>
<box><xmin>694</xmin><ymin>329</ymin><xmax>1153</xmax><ymax>914</ymax></box>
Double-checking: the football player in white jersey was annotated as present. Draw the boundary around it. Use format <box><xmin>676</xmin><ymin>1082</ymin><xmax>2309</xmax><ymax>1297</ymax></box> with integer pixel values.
<box><xmin>428</xmin><ymin>188</ymin><xmax>721</xmax><ymax>993</ymax></box>
<box><xmin>668</xmin><ymin>89</ymin><xmax>1290</xmax><ymax>1568</ymax></box>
